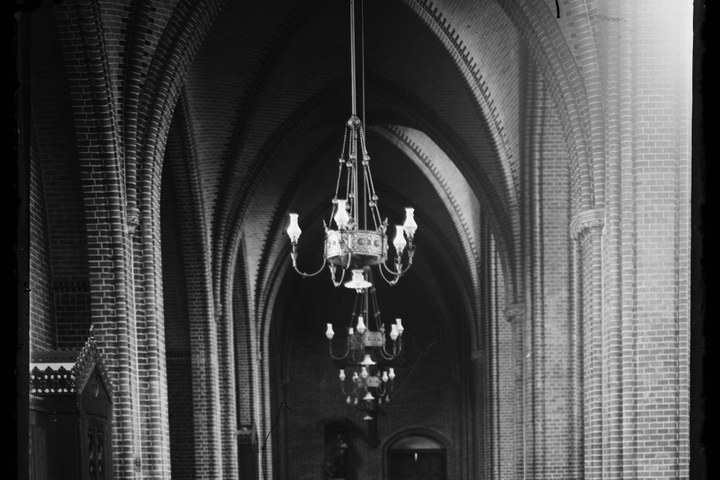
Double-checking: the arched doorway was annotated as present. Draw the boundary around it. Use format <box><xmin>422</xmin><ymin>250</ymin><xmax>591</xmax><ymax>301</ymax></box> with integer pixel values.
<box><xmin>386</xmin><ymin>433</ymin><xmax>448</xmax><ymax>480</ymax></box>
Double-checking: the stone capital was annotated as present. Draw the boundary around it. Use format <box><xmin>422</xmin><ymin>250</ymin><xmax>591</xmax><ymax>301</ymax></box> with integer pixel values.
<box><xmin>504</xmin><ymin>302</ymin><xmax>525</xmax><ymax>322</ymax></box>
<box><xmin>214</xmin><ymin>302</ymin><xmax>224</xmax><ymax>321</ymax></box>
<box><xmin>570</xmin><ymin>208</ymin><xmax>604</xmax><ymax>241</ymax></box>
<box><xmin>126</xmin><ymin>208</ymin><xmax>141</xmax><ymax>235</ymax></box>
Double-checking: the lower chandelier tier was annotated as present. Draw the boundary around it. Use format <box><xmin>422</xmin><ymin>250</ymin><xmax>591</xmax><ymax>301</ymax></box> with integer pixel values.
<box><xmin>325</xmin><ymin>267</ymin><xmax>404</xmax><ymax>420</ymax></box>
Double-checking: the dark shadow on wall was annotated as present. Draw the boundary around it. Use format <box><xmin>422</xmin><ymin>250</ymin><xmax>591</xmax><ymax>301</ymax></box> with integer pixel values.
<box><xmin>321</xmin><ymin>418</ymin><xmax>368</xmax><ymax>480</ymax></box>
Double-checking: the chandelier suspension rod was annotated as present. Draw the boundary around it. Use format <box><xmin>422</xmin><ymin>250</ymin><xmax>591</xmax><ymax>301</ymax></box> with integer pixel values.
<box><xmin>360</xmin><ymin>0</ymin><xmax>368</xmax><ymax>231</ymax></box>
<box><xmin>350</xmin><ymin>0</ymin><xmax>357</xmax><ymax>118</ymax></box>
<box><xmin>349</xmin><ymin>0</ymin><xmax>363</xmax><ymax>229</ymax></box>
<box><xmin>361</xmin><ymin>0</ymin><xmax>366</xmax><ymax>128</ymax></box>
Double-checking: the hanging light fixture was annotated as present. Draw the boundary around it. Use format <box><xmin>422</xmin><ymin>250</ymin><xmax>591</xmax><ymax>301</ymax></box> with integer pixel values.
<box><xmin>285</xmin><ymin>0</ymin><xmax>418</xmax><ymax>289</ymax></box>
<box><xmin>326</xmin><ymin>267</ymin><xmax>403</xmax><ymax>420</ymax></box>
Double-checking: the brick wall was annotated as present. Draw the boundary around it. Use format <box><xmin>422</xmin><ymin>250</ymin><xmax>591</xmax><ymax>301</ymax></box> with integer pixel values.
<box><xmin>28</xmin><ymin>1</ymin><xmax>92</xmax><ymax>351</ymax></box>
<box><xmin>29</xmin><ymin>137</ymin><xmax>55</xmax><ymax>351</ymax></box>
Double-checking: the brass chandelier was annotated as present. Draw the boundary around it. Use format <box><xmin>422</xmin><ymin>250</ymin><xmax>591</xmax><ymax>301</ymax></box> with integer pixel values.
<box><xmin>285</xmin><ymin>0</ymin><xmax>418</xmax><ymax>290</ymax></box>
<box><xmin>327</xmin><ymin>267</ymin><xmax>403</xmax><ymax>420</ymax></box>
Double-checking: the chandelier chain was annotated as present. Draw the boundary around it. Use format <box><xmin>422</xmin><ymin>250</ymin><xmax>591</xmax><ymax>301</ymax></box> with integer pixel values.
<box><xmin>363</xmin><ymin>162</ymin><xmax>382</xmax><ymax>229</ymax></box>
<box><xmin>344</xmin><ymin>161</ymin><xmax>351</xmax><ymax>216</ymax></box>
<box><xmin>369</xmin><ymin>284</ymin><xmax>381</xmax><ymax>324</ymax></box>
<box><xmin>334</xmin><ymin>128</ymin><xmax>349</xmax><ymax>203</ymax></box>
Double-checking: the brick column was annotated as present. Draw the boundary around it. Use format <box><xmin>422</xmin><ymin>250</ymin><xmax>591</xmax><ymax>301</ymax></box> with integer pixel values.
<box><xmin>592</xmin><ymin>1</ymin><xmax>691</xmax><ymax>478</ymax></box>
<box><xmin>471</xmin><ymin>348</ymin><xmax>490</xmax><ymax>480</ymax></box>
<box><xmin>502</xmin><ymin>304</ymin><xmax>525</xmax><ymax>480</ymax></box>
<box><xmin>215</xmin><ymin>305</ymin><xmax>239</xmax><ymax>480</ymax></box>
<box><xmin>53</xmin><ymin>1</ymin><xmax>146</xmax><ymax>476</ymax></box>
<box><xmin>571</xmin><ymin>209</ymin><xmax>604</xmax><ymax>480</ymax></box>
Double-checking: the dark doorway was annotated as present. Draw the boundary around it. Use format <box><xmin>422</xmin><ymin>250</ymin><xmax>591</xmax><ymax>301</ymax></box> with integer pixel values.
<box><xmin>388</xmin><ymin>450</ymin><xmax>445</xmax><ymax>480</ymax></box>
<box><xmin>387</xmin><ymin>434</ymin><xmax>447</xmax><ymax>480</ymax></box>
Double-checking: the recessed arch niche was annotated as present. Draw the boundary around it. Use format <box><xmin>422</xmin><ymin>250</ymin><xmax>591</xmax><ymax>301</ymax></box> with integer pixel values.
<box><xmin>384</xmin><ymin>429</ymin><xmax>450</xmax><ymax>480</ymax></box>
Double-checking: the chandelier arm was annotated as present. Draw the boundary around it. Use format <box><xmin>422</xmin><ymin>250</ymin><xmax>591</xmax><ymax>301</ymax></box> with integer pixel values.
<box><xmin>340</xmin><ymin>382</ymin><xmax>358</xmax><ymax>398</ymax></box>
<box><xmin>401</xmin><ymin>244</ymin><xmax>417</xmax><ymax>271</ymax></box>
<box><xmin>378</xmin><ymin>348</ymin><xmax>394</xmax><ymax>361</ymax></box>
<box><xmin>378</xmin><ymin>343</ymin><xmax>400</xmax><ymax>360</ymax></box>
<box><xmin>328</xmin><ymin>339</ymin><xmax>351</xmax><ymax>360</ymax></box>
<box><xmin>378</xmin><ymin>260</ymin><xmax>401</xmax><ymax>285</ymax></box>
<box><xmin>394</xmin><ymin>258</ymin><xmax>414</xmax><ymax>276</ymax></box>
<box><xmin>330</xmin><ymin>264</ymin><xmax>348</xmax><ymax>287</ymax></box>
<box><xmin>378</xmin><ymin>247</ymin><xmax>417</xmax><ymax>280</ymax></box>
<box><xmin>376</xmin><ymin>381</ymin><xmax>388</xmax><ymax>396</ymax></box>
<box><xmin>290</xmin><ymin>226</ymin><xmax>337</xmax><ymax>278</ymax></box>
<box><xmin>291</xmin><ymin>252</ymin><xmax>328</xmax><ymax>278</ymax></box>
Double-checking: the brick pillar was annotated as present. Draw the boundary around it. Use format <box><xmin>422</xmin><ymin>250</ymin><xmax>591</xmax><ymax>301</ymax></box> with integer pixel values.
<box><xmin>471</xmin><ymin>348</ymin><xmax>490</xmax><ymax>480</ymax></box>
<box><xmin>517</xmin><ymin>59</ymin><xmax>580</xmax><ymax>478</ymax></box>
<box><xmin>53</xmin><ymin>1</ymin><xmax>146</xmax><ymax>476</ymax></box>
<box><xmin>502</xmin><ymin>304</ymin><xmax>525</xmax><ymax>480</ymax></box>
<box><xmin>216</xmin><ymin>306</ymin><xmax>239</xmax><ymax>480</ymax></box>
<box><xmin>189</xmin><ymin>302</ymin><xmax>223</xmax><ymax>478</ymax></box>
<box><xmin>591</xmin><ymin>1</ymin><xmax>691</xmax><ymax>478</ymax></box>
<box><xmin>134</xmin><ymin>206</ymin><xmax>173</xmax><ymax>478</ymax></box>
<box><xmin>571</xmin><ymin>209</ymin><xmax>604</xmax><ymax>480</ymax></box>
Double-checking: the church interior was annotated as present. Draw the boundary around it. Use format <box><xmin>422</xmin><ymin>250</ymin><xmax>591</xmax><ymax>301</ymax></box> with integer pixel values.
<box><xmin>15</xmin><ymin>0</ymin><xmax>706</xmax><ymax>479</ymax></box>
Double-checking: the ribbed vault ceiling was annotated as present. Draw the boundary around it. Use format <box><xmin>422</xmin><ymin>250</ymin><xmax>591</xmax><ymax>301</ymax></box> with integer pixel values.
<box><xmin>25</xmin><ymin>0</ymin><xmax>526</xmax><ymax>355</ymax></box>
<box><xmin>175</xmin><ymin>0</ymin><xmax>522</xmax><ymax>352</ymax></box>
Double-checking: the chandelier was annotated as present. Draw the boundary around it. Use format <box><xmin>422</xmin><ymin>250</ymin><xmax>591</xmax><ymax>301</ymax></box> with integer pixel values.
<box><xmin>285</xmin><ymin>0</ymin><xmax>418</xmax><ymax>289</ymax></box>
<box><xmin>327</xmin><ymin>267</ymin><xmax>403</xmax><ymax>420</ymax></box>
